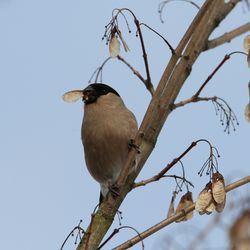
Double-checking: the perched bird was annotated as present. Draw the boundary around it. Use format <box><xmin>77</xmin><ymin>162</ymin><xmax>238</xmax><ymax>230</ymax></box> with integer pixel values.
<box><xmin>63</xmin><ymin>83</ymin><xmax>138</xmax><ymax>200</ymax></box>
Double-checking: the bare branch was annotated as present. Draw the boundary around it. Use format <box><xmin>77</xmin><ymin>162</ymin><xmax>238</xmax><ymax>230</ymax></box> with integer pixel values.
<box><xmin>116</xmin><ymin>55</ymin><xmax>153</xmax><ymax>95</ymax></box>
<box><xmin>134</xmin><ymin>141</ymin><xmax>198</xmax><ymax>188</ymax></box>
<box><xmin>113</xmin><ymin>176</ymin><xmax>250</xmax><ymax>250</ymax></box>
<box><xmin>205</xmin><ymin>23</ymin><xmax>250</xmax><ymax>51</ymax></box>
<box><xmin>173</xmin><ymin>96</ymin><xmax>216</xmax><ymax>109</ymax></box>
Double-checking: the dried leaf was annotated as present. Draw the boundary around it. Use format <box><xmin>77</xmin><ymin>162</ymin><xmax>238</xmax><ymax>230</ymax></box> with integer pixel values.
<box><xmin>175</xmin><ymin>191</ymin><xmax>194</xmax><ymax>222</ymax></box>
<box><xmin>245</xmin><ymin>103</ymin><xmax>250</xmax><ymax>123</ymax></box>
<box><xmin>62</xmin><ymin>90</ymin><xmax>83</xmax><ymax>102</ymax></box>
<box><xmin>109</xmin><ymin>36</ymin><xmax>120</xmax><ymax>58</ymax></box>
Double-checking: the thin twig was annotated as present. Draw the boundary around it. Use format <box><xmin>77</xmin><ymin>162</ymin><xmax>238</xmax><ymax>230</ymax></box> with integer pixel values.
<box><xmin>193</xmin><ymin>54</ymin><xmax>231</xmax><ymax>98</ymax></box>
<box><xmin>134</xmin><ymin>18</ymin><xmax>154</xmax><ymax>95</ymax></box>
<box><xmin>113</xmin><ymin>176</ymin><xmax>250</xmax><ymax>250</ymax></box>
<box><xmin>140</xmin><ymin>23</ymin><xmax>175</xmax><ymax>54</ymax></box>
<box><xmin>98</xmin><ymin>226</ymin><xmax>144</xmax><ymax>250</ymax></box>
<box><xmin>134</xmin><ymin>140</ymin><xmax>200</xmax><ymax>188</ymax></box>
<box><xmin>172</xmin><ymin>96</ymin><xmax>216</xmax><ymax>109</ymax></box>
<box><xmin>158</xmin><ymin>0</ymin><xmax>200</xmax><ymax>24</ymax></box>
<box><xmin>205</xmin><ymin>22</ymin><xmax>250</xmax><ymax>51</ymax></box>
<box><xmin>116</xmin><ymin>8</ymin><xmax>155</xmax><ymax>95</ymax></box>
<box><xmin>116</xmin><ymin>55</ymin><xmax>150</xmax><ymax>93</ymax></box>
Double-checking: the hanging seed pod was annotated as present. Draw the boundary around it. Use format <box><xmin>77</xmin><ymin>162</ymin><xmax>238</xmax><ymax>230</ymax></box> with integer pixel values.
<box><xmin>243</xmin><ymin>35</ymin><xmax>250</xmax><ymax>67</ymax></box>
<box><xmin>166</xmin><ymin>191</ymin><xmax>176</xmax><ymax>218</ymax></box>
<box><xmin>175</xmin><ymin>191</ymin><xmax>194</xmax><ymax>222</ymax></box>
<box><xmin>245</xmin><ymin>103</ymin><xmax>250</xmax><ymax>123</ymax></box>
<box><xmin>195</xmin><ymin>183</ymin><xmax>213</xmax><ymax>215</ymax></box>
<box><xmin>117</xmin><ymin>29</ymin><xmax>130</xmax><ymax>52</ymax></box>
<box><xmin>215</xmin><ymin>198</ymin><xmax>226</xmax><ymax>213</ymax></box>
<box><xmin>62</xmin><ymin>90</ymin><xmax>84</xmax><ymax>102</ymax></box>
<box><xmin>212</xmin><ymin>172</ymin><xmax>226</xmax><ymax>204</ymax></box>
<box><xmin>109</xmin><ymin>36</ymin><xmax>120</xmax><ymax>58</ymax></box>
<box><xmin>205</xmin><ymin>200</ymin><xmax>216</xmax><ymax>215</ymax></box>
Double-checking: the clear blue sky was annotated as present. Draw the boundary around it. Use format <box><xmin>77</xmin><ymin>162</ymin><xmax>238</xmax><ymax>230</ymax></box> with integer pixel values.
<box><xmin>0</xmin><ymin>1</ymin><xmax>249</xmax><ymax>249</ymax></box>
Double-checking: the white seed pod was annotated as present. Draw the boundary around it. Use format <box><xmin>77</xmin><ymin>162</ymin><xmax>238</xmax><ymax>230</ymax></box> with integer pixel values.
<box><xmin>195</xmin><ymin>187</ymin><xmax>213</xmax><ymax>214</ymax></box>
<box><xmin>109</xmin><ymin>36</ymin><xmax>120</xmax><ymax>58</ymax></box>
<box><xmin>244</xmin><ymin>103</ymin><xmax>250</xmax><ymax>123</ymax></box>
<box><xmin>62</xmin><ymin>90</ymin><xmax>83</xmax><ymax>103</ymax></box>
<box><xmin>243</xmin><ymin>35</ymin><xmax>250</xmax><ymax>53</ymax></box>
<box><xmin>212</xmin><ymin>172</ymin><xmax>226</xmax><ymax>205</ymax></box>
<box><xmin>175</xmin><ymin>191</ymin><xmax>194</xmax><ymax>222</ymax></box>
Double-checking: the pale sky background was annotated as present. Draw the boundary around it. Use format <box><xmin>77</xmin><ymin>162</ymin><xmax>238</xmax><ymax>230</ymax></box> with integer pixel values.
<box><xmin>0</xmin><ymin>1</ymin><xmax>249</xmax><ymax>250</ymax></box>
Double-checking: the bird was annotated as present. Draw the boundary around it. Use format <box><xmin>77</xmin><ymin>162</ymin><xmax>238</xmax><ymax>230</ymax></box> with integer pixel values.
<box><xmin>63</xmin><ymin>83</ymin><xmax>138</xmax><ymax>201</ymax></box>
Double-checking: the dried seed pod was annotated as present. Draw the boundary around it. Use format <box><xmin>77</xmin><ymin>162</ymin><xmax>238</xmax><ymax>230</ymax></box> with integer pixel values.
<box><xmin>62</xmin><ymin>90</ymin><xmax>83</xmax><ymax>102</ymax></box>
<box><xmin>215</xmin><ymin>198</ymin><xmax>226</xmax><ymax>213</ymax></box>
<box><xmin>243</xmin><ymin>35</ymin><xmax>250</xmax><ymax>67</ymax></box>
<box><xmin>195</xmin><ymin>184</ymin><xmax>213</xmax><ymax>215</ymax></box>
<box><xmin>167</xmin><ymin>191</ymin><xmax>176</xmax><ymax>218</ymax></box>
<box><xmin>117</xmin><ymin>30</ymin><xmax>130</xmax><ymax>52</ymax></box>
<box><xmin>212</xmin><ymin>172</ymin><xmax>226</xmax><ymax>204</ymax></box>
<box><xmin>245</xmin><ymin>103</ymin><xmax>250</xmax><ymax>123</ymax></box>
<box><xmin>175</xmin><ymin>191</ymin><xmax>194</xmax><ymax>222</ymax></box>
<box><xmin>109</xmin><ymin>36</ymin><xmax>120</xmax><ymax>58</ymax></box>
<box><xmin>205</xmin><ymin>200</ymin><xmax>216</xmax><ymax>215</ymax></box>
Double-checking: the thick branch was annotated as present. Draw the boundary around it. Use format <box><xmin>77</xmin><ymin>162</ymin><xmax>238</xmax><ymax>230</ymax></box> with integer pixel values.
<box><xmin>113</xmin><ymin>176</ymin><xmax>250</xmax><ymax>250</ymax></box>
<box><xmin>205</xmin><ymin>22</ymin><xmax>250</xmax><ymax>50</ymax></box>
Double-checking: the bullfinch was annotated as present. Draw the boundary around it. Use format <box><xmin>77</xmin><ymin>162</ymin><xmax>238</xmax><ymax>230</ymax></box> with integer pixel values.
<box><xmin>63</xmin><ymin>83</ymin><xmax>138</xmax><ymax>201</ymax></box>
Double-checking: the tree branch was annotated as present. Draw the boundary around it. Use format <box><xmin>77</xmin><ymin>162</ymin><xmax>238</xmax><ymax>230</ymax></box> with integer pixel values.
<box><xmin>205</xmin><ymin>22</ymin><xmax>250</xmax><ymax>51</ymax></box>
<box><xmin>134</xmin><ymin>141</ymin><xmax>198</xmax><ymax>188</ymax></box>
<box><xmin>116</xmin><ymin>55</ymin><xmax>152</xmax><ymax>95</ymax></box>
<box><xmin>113</xmin><ymin>176</ymin><xmax>250</xmax><ymax>250</ymax></box>
<box><xmin>76</xmin><ymin>1</ymin><xmax>243</xmax><ymax>249</ymax></box>
<box><xmin>173</xmin><ymin>96</ymin><xmax>216</xmax><ymax>109</ymax></box>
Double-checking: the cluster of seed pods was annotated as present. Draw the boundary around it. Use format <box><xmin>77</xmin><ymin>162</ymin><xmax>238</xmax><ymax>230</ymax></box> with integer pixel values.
<box><xmin>195</xmin><ymin>172</ymin><xmax>226</xmax><ymax>215</ymax></box>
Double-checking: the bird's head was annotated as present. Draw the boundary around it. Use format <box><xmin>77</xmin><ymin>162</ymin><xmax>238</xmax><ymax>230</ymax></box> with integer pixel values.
<box><xmin>82</xmin><ymin>83</ymin><xmax>120</xmax><ymax>104</ymax></box>
<box><xmin>62</xmin><ymin>83</ymin><xmax>120</xmax><ymax>104</ymax></box>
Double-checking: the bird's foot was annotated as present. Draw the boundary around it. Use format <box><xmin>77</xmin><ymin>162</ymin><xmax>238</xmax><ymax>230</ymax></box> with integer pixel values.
<box><xmin>109</xmin><ymin>183</ymin><xmax>120</xmax><ymax>198</ymax></box>
<box><xmin>128</xmin><ymin>139</ymin><xmax>141</xmax><ymax>154</ymax></box>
